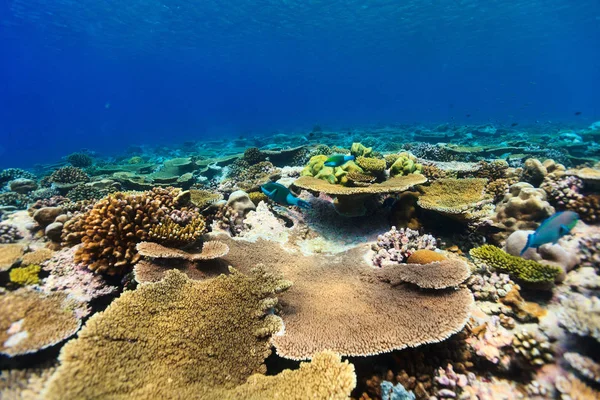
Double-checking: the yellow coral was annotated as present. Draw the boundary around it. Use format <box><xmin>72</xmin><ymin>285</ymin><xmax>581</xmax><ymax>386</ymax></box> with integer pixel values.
<box><xmin>350</xmin><ymin>142</ymin><xmax>373</xmax><ymax>157</ymax></box>
<box><xmin>148</xmin><ymin>215</ymin><xmax>206</xmax><ymax>247</ymax></box>
<box><xmin>390</xmin><ymin>152</ymin><xmax>423</xmax><ymax>177</ymax></box>
<box><xmin>9</xmin><ymin>264</ymin><xmax>41</xmax><ymax>286</ymax></box>
<box><xmin>355</xmin><ymin>156</ymin><xmax>386</xmax><ymax>175</ymax></box>
<box><xmin>248</xmin><ymin>191</ymin><xmax>268</xmax><ymax>205</ymax></box>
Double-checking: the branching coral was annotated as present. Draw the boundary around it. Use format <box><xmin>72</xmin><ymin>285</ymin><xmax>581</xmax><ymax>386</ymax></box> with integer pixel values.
<box><xmin>0</xmin><ymin>168</ymin><xmax>35</xmax><ymax>184</ymax></box>
<box><xmin>70</xmin><ymin>187</ymin><xmax>183</xmax><ymax>274</ymax></box>
<box><xmin>65</xmin><ymin>184</ymin><xmax>102</xmax><ymax>201</ymax></box>
<box><xmin>0</xmin><ymin>192</ymin><xmax>29</xmax><ymax>209</ymax></box>
<box><xmin>41</xmin><ymin>268</ymin><xmax>333</xmax><ymax>400</ymax></box>
<box><xmin>0</xmin><ymin>289</ymin><xmax>81</xmax><ymax>357</ymax></box>
<box><xmin>148</xmin><ymin>214</ymin><xmax>206</xmax><ymax>247</ymax></box>
<box><xmin>371</xmin><ymin>227</ymin><xmax>437</xmax><ymax>267</ymax></box>
<box><xmin>48</xmin><ymin>166</ymin><xmax>89</xmax><ymax>184</ymax></box>
<box><xmin>470</xmin><ymin>245</ymin><xmax>561</xmax><ymax>285</ymax></box>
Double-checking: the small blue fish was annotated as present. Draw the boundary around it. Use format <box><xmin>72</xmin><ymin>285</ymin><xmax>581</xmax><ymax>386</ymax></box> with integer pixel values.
<box><xmin>520</xmin><ymin>211</ymin><xmax>579</xmax><ymax>255</ymax></box>
<box><xmin>261</xmin><ymin>182</ymin><xmax>311</xmax><ymax>209</ymax></box>
<box><xmin>324</xmin><ymin>154</ymin><xmax>355</xmax><ymax>167</ymax></box>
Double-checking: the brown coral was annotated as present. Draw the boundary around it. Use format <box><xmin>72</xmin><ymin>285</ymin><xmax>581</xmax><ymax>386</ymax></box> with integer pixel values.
<box><xmin>376</xmin><ymin>258</ymin><xmax>471</xmax><ymax>289</ymax></box>
<box><xmin>136</xmin><ymin>240</ymin><xmax>229</xmax><ymax>261</ymax></box>
<box><xmin>71</xmin><ymin>187</ymin><xmax>182</xmax><ymax>274</ymax></box>
<box><xmin>0</xmin><ymin>289</ymin><xmax>81</xmax><ymax>357</ymax></box>
<box><xmin>216</xmin><ymin>235</ymin><xmax>474</xmax><ymax>360</ymax></box>
<box><xmin>407</xmin><ymin>249</ymin><xmax>447</xmax><ymax>264</ymax></box>
<box><xmin>21</xmin><ymin>248</ymin><xmax>54</xmax><ymax>266</ymax></box>
<box><xmin>189</xmin><ymin>189</ymin><xmax>224</xmax><ymax>209</ymax></box>
<box><xmin>417</xmin><ymin>178</ymin><xmax>492</xmax><ymax>222</ymax></box>
<box><xmin>42</xmin><ymin>268</ymin><xmax>328</xmax><ymax>400</ymax></box>
<box><xmin>148</xmin><ymin>215</ymin><xmax>206</xmax><ymax>246</ymax></box>
<box><xmin>0</xmin><ymin>243</ymin><xmax>25</xmax><ymax>271</ymax></box>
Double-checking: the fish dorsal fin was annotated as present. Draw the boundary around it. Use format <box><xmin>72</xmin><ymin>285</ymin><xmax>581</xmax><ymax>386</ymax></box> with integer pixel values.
<box><xmin>559</xmin><ymin>224</ymin><xmax>570</xmax><ymax>236</ymax></box>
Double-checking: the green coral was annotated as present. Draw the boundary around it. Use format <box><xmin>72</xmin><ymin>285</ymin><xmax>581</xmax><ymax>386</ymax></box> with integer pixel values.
<box><xmin>385</xmin><ymin>154</ymin><xmax>401</xmax><ymax>169</ymax></box>
<box><xmin>350</xmin><ymin>142</ymin><xmax>373</xmax><ymax>158</ymax></box>
<box><xmin>470</xmin><ymin>245</ymin><xmax>560</xmax><ymax>284</ymax></box>
<box><xmin>355</xmin><ymin>157</ymin><xmax>386</xmax><ymax>175</ymax></box>
<box><xmin>128</xmin><ymin>156</ymin><xmax>143</xmax><ymax>164</ymax></box>
<box><xmin>390</xmin><ymin>152</ymin><xmax>423</xmax><ymax>177</ymax></box>
<box><xmin>9</xmin><ymin>264</ymin><xmax>41</xmax><ymax>285</ymax></box>
<box><xmin>301</xmin><ymin>155</ymin><xmax>364</xmax><ymax>185</ymax></box>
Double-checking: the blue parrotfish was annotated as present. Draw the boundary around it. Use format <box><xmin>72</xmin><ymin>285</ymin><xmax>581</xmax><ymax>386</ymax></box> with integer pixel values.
<box><xmin>324</xmin><ymin>154</ymin><xmax>355</xmax><ymax>167</ymax></box>
<box><xmin>260</xmin><ymin>182</ymin><xmax>311</xmax><ymax>209</ymax></box>
<box><xmin>520</xmin><ymin>211</ymin><xmax>579</xmax><ymax>256</ymax></box>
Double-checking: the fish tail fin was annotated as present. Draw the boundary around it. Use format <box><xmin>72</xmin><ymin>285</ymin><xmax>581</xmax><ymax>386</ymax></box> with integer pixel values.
<box><xmin>296</xmin><ymin>199</ymin><xmax>312</xmax><ymax>210</ymax></box>
<box><xmin>520</xmin><ymin>233</ymin><xmax>534</xmax><ymax>256</ymax></box>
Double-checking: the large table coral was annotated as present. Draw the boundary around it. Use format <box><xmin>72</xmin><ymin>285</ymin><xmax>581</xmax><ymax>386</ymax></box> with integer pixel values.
<box><xmin>43</xmin><ymin>269</ymin><xmax>355</xmax><ymax>399</ymax></box>
<box><xmin>215</xmin><ymin>235</ymin><xmax>474</xmax><ymax>360</ymax></box>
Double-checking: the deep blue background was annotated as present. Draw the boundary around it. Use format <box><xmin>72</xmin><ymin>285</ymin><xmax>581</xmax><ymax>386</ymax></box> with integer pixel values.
<box><xmin>1</xmin><ymin>0</ymin><xmax>599</xmax><ymax>168</ymax></box>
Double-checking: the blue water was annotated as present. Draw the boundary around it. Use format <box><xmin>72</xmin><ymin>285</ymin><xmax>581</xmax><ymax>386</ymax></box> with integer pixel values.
<box><xmin>1</xmin><ymin>0</ymin><xmax>599</xmax><ymax>168</ymax></box>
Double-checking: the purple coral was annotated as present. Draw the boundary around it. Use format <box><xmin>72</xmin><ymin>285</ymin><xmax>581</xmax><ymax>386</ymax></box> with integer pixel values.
<box><xmin>371</xmin><ymin>226</ymin><xmax>437</xmax><ymax>267</ymax></box>
<box><xmin>541</xmin><ymin>175</ymin><xmax>584</xmax><ymax>209</ymax></box>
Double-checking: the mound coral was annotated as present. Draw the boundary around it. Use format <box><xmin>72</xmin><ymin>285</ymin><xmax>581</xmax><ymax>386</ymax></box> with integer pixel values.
<box><xmin>371</xmin><ymin>226</ymin><xmax>437</xmax><ymax>267</ymax></box>
<box><xmin>0</xmin><ymin>289</ymin><xmax>81</xmax><ymax>357</ymax></box>
<box><xmin>40</xmin><ymin>269</ymin><xmax>354</xmax><ymax>399</ymax></box>
<box><xmin>65</xmin><ymin>152</ymin><xmax>93</xmax><ymax>167</ymax></box>
<box><xmin>470</xmin><ymin>245</ymin><xmax>561</xmax><ymax>285</ymax></box>
<box><xmin>9</xmin><ymin>264</ymin><xmax>41</xmax><ymax>286</ymax></box>
<box><xmin>300</xmin><ymin>155</ymin><xmax>363</xmax><ymax>185</ymax></box>
<box><xmin>351</xmin><ymin>142</ymin><xmax>373</xmax><ymax>157</ymax></box>
<box><xmin>68</xmin><ymin>187</ymin><xmax>185</xmax><ymax>274</ymax></box>
<box><xmin>417</xmin><ymin>178</ymin><xmax>492</xmax><ymax>222</ymax></box>
<box><xmin>390</xmin><ymin>152</ymin><xmax>423</xmax><ymax>177</ymax></box>
<box><xmin>217</xmin><ymin>236</ymin><xmax>474</xmax><ymax>360</ymax></box>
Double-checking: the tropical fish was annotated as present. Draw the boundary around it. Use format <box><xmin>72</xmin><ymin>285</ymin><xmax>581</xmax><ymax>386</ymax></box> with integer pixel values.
<box><xmin>260</xmin><ymin>182</ymin><xmax>311</xmax><ymax>209</ymax></box>
<box><xmin>520</xmin><ymin>211</ymin><xmax>579</xmax><ymax>255</ymax></box>
<box><xmin>324</xmin><ymin>154</ymin><xmax>355</xmax><ymax>167</ymax></box>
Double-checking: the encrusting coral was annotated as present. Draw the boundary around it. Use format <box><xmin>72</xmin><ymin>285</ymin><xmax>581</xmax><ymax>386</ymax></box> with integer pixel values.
<box><xmin>0</xmin><ymin>289</ymin><xmax>82</xmax><ymax>357</ymax></box>
<box><xmin>470</xmin><ymin>245</ymin><xmax>561</xmax><ymax>285</ymax></box>
<box><xmin>42</xmin><ymin>269</ymin><xmax>354</xmax><ymax>399</ymax></box>
<box><xmin>9</xmin><ymin>264</ymin><xmax>41</xmax><ymax>286</ymax></box>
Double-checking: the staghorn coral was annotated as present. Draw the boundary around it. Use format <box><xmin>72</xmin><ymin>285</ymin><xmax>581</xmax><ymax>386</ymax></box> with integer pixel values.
<box><xmin>71</xmin><ymin>187</ymin><xmax>182</xmax><ymax>274</ymax></box>
<box><xmin>470</xmin><ymin>245</ymin><xmax>561</xmax><ymax>285</ymax></box>
<box><xmin>376</xmin><ymin>258</ymin><xmax>471</xmax><ymax>289</ymax></box>
<box><xmin>0</xmin><ymin>243</ymin><xmax>25</xmax><ymax>272</ymax></box>
<box><xmin>558</xmin><ymin>292</ymin><xmax>600</xmax><ymax>343</ymax></box>
<box><xmin>48</xmin><ymin>166</ymin><xmax>89</xmax><ymax>184</ymax></box>
<box><xmin>136</xmin><ymin>240</ymin><xmax>229</xmax><ymax>261</ymax></box>
<box><xmin>65</xmin><ymin>152</ymin><xmax>92</xmax><ymax>167</ymax></box>
<box><xmin>564</xmin><ymin>352</ymin><xmax>600</xmax><ymax>385</ymax></box>
<box><xmin>148</xmin><ymin>214</ymin><xmax>206</xmax><ymax>247</ymax></box>
<box><xmin>417</xmin><ymin>178</ymin><xmax>492</xmax><ymax>222</ymax></box>
<box><xmin>217</xmin><ymin>236</ymin><xmax>474</xmax><ymax>360</ymax></box>
<box><xmin>9</xmin><ymin>264</ymin><xmax>41</xmax><ymax>286</ymax></box>
<box><xmin>0</xmin><ymin>223</ymin><xmax>22</xmax><ymax>243</ymax></box>
<box><xmin>371</xmin><ymin>226</ymin><xmax>437</xmax><ymax>267</ymax></box>
<box><xmin>0</xmin><ymin>289</ymin><xmax>81</xmax><ymax>357</ymax></box>
<box><xmin>41</xmin><ymin>268</ymin><xmax>333</xmax><ymax>400</ymax></box>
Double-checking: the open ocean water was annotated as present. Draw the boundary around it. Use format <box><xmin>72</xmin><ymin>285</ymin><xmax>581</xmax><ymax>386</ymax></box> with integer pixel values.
<box><xmin>1</xmin><ymin>1</ymin><xmax>600</xmax><ymax>400</ymax></box>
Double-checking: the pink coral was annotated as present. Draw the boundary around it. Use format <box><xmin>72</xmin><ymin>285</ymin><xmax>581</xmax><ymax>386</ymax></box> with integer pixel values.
<box><xmin>466</xmin><ymin>316</ymin><xmax>514</xmax><ymax>370</ymax></box>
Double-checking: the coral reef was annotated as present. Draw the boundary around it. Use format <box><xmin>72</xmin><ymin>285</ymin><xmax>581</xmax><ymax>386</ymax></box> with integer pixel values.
<box><xmin>0</xmin><ymin>223</ymin><xmax>22</xmax><ymax>243</ymax></box>
<box><xmin>0</xmin><ymin>289</ymin><xmax>81</xmax><ymax>356</ymax></box>
<box><xmin>9</xmin><ymin>264</ymin><xmax>41</xmax><ymax>286</ymax></box>
<box><xmin>65</xmin><ymin>152</ymin><xmax>93</xmax><ymax>167</ymax></box>
<box><xmin>389</xmin><ymin>152</ymin><xmax>423</xmax><ymax>177</ymax></box>
<box><xmin>371</xmin><ymin>226</ymin><xmax>437</xmax><ymax>267</ymax></box>
<box><xmin>564</xmin><ymin>352</ymin><xmax>600</xmax><ymax>384</ymax></box>
<box><xmin>470</xmin><ymin>245</ymin><xmax>561</xmax><ymax>285</ymax></box>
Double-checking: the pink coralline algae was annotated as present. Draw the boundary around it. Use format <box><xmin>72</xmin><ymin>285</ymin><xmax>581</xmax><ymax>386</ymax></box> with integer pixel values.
<box><xmin>371</xmin><ymin>226</ymin><xmax>437</xmax><ymax>267</ymax></box>
<box><xmin>466</xmin><ymin>316</ymin><xmax>514</xmax><ymax>370</ymax></box>
<box><xmin>41</xmin><ymin>246</ymin><xmax>117</xmax><ymax>318</ymax></box>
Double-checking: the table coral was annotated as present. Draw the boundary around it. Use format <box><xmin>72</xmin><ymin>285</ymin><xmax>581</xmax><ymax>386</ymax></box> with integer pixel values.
<box><xmin>376</xmin><ymin>258</ymin><xmax>471</xmax><ymax>289</ymax></box>
<box><xmin>417</xmin><ymin>178</ymin><xmax>492</xmax><ymax>222</ymax></box>
<box><xmin>470</xmin><ymin>245</ymin><xmax>561</xmax><ymax>285</ymax></box>
<box><xmin>42</xmin><ymin>268</ymin><xmax>347</xmax><ymax>400</ymax></box>
<box><xmin>0</xmin><ymin>289</ymin><xmax>81</xmax><ymax>357</ymax></box>
<box><xmin>136</xmin><ymin>240</ymin><xmax>229</xmax><ymax>261</ymax></box>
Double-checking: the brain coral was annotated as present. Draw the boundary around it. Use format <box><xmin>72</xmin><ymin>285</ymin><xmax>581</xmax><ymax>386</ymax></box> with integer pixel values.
<box><xmin>1</xmin><ymin>289</ymin><xmax>81</xmax><ymax>357</ymax></box>
<box><xmin>43</xmin><ymin>269</ymin><xmax>353</xmax><ymax>399</ymax></box>
<box><xmin>70</xmin><ymin>187</ymin><xmax>184</xmax><ymax>274</ymax></box>
<box><xmin>215</xmin><ymin>235</ymin><xmax>474</xmax><ymax>360</ymax></box>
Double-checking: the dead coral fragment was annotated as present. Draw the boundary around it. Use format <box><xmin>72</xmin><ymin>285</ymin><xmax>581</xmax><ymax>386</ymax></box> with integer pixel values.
<box><xmin>0</xmin><ymin>289</ymin><xmax>81</xmax><ymax>357</ymax></box>
<box><xmin>376</xmin><ymin>258</ymin><xmax>471</xmax><ymax>289</ymax></box>
<box><xmin>136</xmin><ymin>240</ymin><xmax>229</xmax><ymax>261</ymax></box>
<box><xmin>470</xmin><ymin>245</ymin><xmax>560</xmax><ymax>285</ymax></box>
<box><xmin>43</xmin><ymin>268</ymin><xmax>293</xmax><ymax>399</ymax></box>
